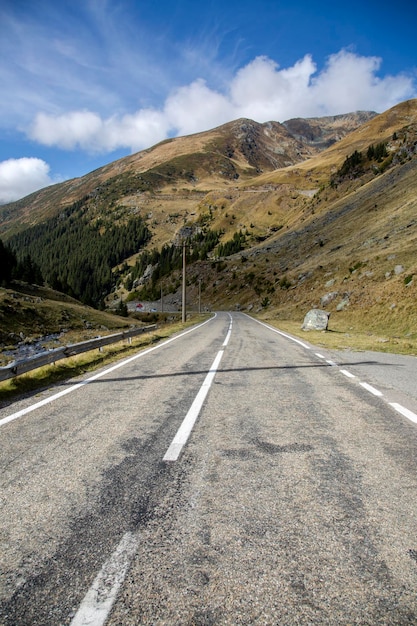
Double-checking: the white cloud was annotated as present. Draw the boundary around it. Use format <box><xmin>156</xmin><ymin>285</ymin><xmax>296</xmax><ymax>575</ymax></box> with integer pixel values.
<box><xmin>27</xmin><ymin>50</ymin><xmax>416</xmax><ymax>154</ymax></box>
<box><xmin>103</xmin><ymin>109</ymin><xmax>172</xmax><ymax>152</ymax></box>
<box><xmin>30</xmin><ymin>111</ymin><xmax>103</xmax><ymax>150</ymax></box>
<box><xmin>0</xmin><ymin>157</ymin><xmax>54</xmax><ymax>204</ymax></box>
<box><xmin>29</xmin><ymin>108</ymin><xmax>171</xmax><ymax>153</ymax></box>
<box><xmin>229</xmin><ymin>54</ymin><xmax>317</xmax><ymax>121</ymax></box>
<box><xmin>309</xmin><ymin>50</ymin><xmax>415</xmax><ymax>114</ymax></box>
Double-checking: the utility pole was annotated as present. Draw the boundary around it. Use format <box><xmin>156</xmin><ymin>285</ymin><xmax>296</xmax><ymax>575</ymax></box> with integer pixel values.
<box><xmin>198</xmin><ymin>278</ymin><xmax>201</xmax><ymax>314</ymax></box>
<box><xmin>182</xmin><ymin>241</ymin><xmax>186</xmax><ymax>323</ymax></box>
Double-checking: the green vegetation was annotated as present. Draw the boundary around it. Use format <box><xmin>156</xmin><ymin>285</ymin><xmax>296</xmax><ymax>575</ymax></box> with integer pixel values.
<box><xmin>333</xmin><ymin>149</ymin><xmax>364</xmax><ymax>181</ymax></box>
<box><xmin>127</xmin><ymin>227</ymin><xmax>222</xmax><ymax>297</ymax></box>
<box><xmin>331</xmin><ymin>142</ymin><xmax>390</xmax><ymax>186</ymax></box>
<box><xmin>367</xmin><ymin>142</ymin><xmax>388</xmax><ymax>161</ymax></box>
<box><xmin>217</xmin><ymin>230</ymin><xmax>246</xmax><ymax>257</ymax></box>
<box><xmin>8</xmin><ymin>199</ymin><xmax>151</xmax><ymax>307</ymax></box>
<box><xmin>0</xmin><ymin>283</ymin><xmax>135</xmax><ymax>348</ymax></box>
<box><xmin>279</xmin><ymin>276</ymin><xmax>291</xmax><ymax>290</ymax></box>
<box><xmin>349</xmin><ymin>261</ymin><xmax>364</xmax><ymax>274</ymax></box>
<box><xmin>1</xmin><ymin>101</ymin><xmax>416</xmax><ymax>367</ymax></box>
<box><xmin>0</xmin><ymin>238</ymin><xmax>43</xmax><ymax>286</ymax></box>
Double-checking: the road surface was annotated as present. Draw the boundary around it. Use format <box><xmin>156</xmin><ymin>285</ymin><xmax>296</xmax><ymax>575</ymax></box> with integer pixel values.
<box><xmin>1</xmin><ymin>312</ymin><xmax>417</xmax><ymax>625</ymax></box>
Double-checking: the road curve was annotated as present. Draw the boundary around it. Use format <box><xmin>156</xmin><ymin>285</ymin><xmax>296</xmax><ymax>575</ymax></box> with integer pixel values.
<box><xmin>1</xmin><ymin>312</ymin><xmax>417</xmax><ymax>625</ymax></box>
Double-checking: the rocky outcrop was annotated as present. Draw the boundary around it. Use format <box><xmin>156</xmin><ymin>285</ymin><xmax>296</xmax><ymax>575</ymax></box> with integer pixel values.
<box><xmin>283</xmin><ymin>111</ymin><xmax>377</xmax><ymax>150</ymax></box>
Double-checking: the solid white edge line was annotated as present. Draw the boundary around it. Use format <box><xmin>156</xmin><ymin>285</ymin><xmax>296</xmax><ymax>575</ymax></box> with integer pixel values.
<box><xmin>389</xmin><ymin>403</ymin><xmax>417</xmax><ymax>424</ymax></box>
<box><xmin>0</xmin><ymin>315</ymin><xmax>216</xmax><ymax>428</ymax></box>
<box><xmin>163</xmin><ymin>349</ymin><xmax>224</xmax><ymax>462</ymax></box>
<box><xmin>359</xmin><ymin>381</ymin><xmax>383</xmax><ymax>397</ymax></box>
<box><xmin>70</xmin><ymin>532</ymin><xmax>138</xmax><ymax>626</ymax></box>
<box><xmin>243</xmin><ymin>314</ymin><xmax>311</xmax><ymax>349</ymax></box>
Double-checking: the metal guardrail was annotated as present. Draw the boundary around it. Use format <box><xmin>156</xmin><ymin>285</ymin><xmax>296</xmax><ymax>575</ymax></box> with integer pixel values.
<box><xmin>0</xmin><ymin>325</ymin><xmax>157</xmax><ymax>382</ymax></box>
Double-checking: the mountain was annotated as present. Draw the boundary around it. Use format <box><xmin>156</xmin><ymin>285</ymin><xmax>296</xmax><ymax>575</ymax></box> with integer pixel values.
<box><xmin>0</xmin><ymin>111</ymin><xmax>375</xmax><ymax>238</ymax></box>
<box><xmin>1</xmin><ymin>99</ymin><xmax>416</xmax><ymax>343</ymax></box>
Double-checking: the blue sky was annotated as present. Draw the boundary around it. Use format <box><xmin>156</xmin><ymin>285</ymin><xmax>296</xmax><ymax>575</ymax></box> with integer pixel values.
<box><xmin>0</xmin><ymin>0</ymin><xmax>416</xmax><ymax>203</ymax></box>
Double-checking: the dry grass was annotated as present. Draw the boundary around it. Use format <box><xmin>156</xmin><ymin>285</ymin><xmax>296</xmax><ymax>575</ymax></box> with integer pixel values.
<box><xmin>258</xmin><ymin>316</ymin><xmax>417</xmax><ymax>356</ymax></box>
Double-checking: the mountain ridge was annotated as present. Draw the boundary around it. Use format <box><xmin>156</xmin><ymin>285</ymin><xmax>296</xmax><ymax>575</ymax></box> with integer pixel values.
<box><xmin>0</xmin><ymin>110</ymin><xmax>376</xmax><ymax>237</ymax></box>
<box><xmin>1</xmin><ymin>99</ymin><xmax>416</xmax><ymax>345</ymax></box>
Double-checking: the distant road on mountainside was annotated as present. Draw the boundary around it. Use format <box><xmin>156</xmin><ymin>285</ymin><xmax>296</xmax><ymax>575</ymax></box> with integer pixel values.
<box><xmin>1</xmin><ymin>312</ymin><xmax>417</xmax><ymax>625</ymax></box>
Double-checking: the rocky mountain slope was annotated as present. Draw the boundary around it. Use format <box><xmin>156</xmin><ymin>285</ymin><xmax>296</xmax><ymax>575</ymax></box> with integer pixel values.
<box><xmin>0</xmin><ymin>111</ymin><xmax>375</xmax><ymax>238</ymax></box>
<box><xmin>1</xmin><ymin>100</ymin><xmax>416</xmax><ymax>345</ymax></box>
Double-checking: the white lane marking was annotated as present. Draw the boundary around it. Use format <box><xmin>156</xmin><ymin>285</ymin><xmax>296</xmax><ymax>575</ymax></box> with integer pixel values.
<box><xmin>0</xmin><ymin>316</ymin><xmax>215</xmax><ymax>428</ymax></box>
<box><xmin>389</xmin><ymin>403</ymin><xmax>417</xmax><ymax>424</ymax></box>
<box><xmin>163</xmin><ymin>349</ymin><xmax>225</xmax><ymax>462</ymax></box>
<box><xmin>223</xmin><ymin>321</ymin><xmax>233</xmax><ymax>347</ymax></box>
<box><xmin>0</xmin><ymin>381</ymin><xmax>87</xmax><ymax>428</ymax></box>
<box><xmin>326</xmin><ymin>359</ymin><xmax>338</xmax><ymax>366</ymax></box>
<box><xmin>223</xmin><ymin>331</ymin><xmax>232</xmax><ymax>347</ymax></box>
<box><xmin>70</xmin><ymin>316</ymin><xmax>232</xmax><ymax>623</ymax></box>
<box><xmin>340</xmin><ymin>369</ymin><xmax>356</xmax><ymax>379</ymax></box>
<box><xmin>223</xmin><ymin>313</ymin><xmax>233</xmax><ymax>346</ymax></box>
<box><xmin>70</xmin><ymin>532</ymin><xmax>137</xmax><ymax>626</ymax></box>
<box><xmin>246</xmin><ymin>313</ymin><xmax>417</xmax><ymax>429</ymax></box>
<box><xmin>244</xmin><ymin>315</ymin><xmax>311</xmax><ymax>349</ymax></box>
<box><xmin>359</xmin><ymin>382</ymin><xmax>383</xmax><ymax>397</ymax></box>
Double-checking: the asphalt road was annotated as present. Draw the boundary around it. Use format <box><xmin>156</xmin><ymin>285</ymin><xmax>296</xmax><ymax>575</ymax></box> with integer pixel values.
<box><xmin>1</xmin><ymin>312</ymin><xmax>417</xmax><ymax>625</ymax></box>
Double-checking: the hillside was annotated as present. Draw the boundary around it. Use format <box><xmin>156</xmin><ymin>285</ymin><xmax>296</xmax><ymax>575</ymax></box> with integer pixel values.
<box><xmin>0</xmin><ymin>282</ymin><xmax>146</xmax><ymax>366</ymax></box>
<box><xmin>1</xmin><ymin>99</ymin><xmax>416</xmax><ymax>351</ymax></box>
<box><xmin>0</xmin><ymin>111</ymin><xmax>375</xmax><ymax>239</ymax></box>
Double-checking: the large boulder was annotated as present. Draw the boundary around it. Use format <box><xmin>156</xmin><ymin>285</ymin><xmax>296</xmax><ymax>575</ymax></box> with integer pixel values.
<box><xmin>302</xmin><ymin>309</ymin><xmax>330</xmax><ymax>331</ymax></box>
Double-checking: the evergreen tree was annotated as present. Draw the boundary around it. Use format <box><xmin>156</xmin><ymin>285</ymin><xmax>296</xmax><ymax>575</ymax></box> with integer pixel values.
<box><xmin>8</xmin><ymin>201</ymin><xmax>151</xmax><ymax>307</ymax></box>
<box><xmin>0</xmin><ymin>239</ymin><xmax>16</xmax><ymax>286</ymax></box>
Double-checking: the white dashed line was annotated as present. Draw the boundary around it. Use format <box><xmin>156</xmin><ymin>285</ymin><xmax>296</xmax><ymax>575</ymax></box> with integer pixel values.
<box><xmin>359</xmin><ymin>382</ymin><xmax>383</xmax><ymax>397</ymax></box>
<box><xmin>71</xmin><ymin>315</ymin><xmax>230</xmax><ymax>624</ymax></box>
<box><xmin>163</xmin><ymin>316</ymin><xmax>233</xmax><ymax>462</ymax></box>
<box><xmin>340</xmin><ymin>369</ymin><xmax>356</xmax><ymax>379</ymax></box>
<box><xmin>222</xmin><ymin>316</ymin><xmax>233</xmax><ymax>347</ymax></box>
<box><xmin>389</xmin><ymin>403</ymin><xmax>417</xmax><ymax>424</ymax></box>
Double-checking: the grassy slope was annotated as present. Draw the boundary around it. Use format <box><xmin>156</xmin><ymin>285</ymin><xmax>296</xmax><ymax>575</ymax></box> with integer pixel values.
<box><xmin>0</xmin><ymin>283</ymin><xmax>140</xmax><ymax>362</ymax></box>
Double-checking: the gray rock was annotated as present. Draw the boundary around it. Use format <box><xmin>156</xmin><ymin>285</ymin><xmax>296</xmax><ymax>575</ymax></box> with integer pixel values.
<box><xmin>320</xmin><ymin>291</ymin><xmax>338</xmax><ymax>307</ymax></box>
<box><xmin>336</xmin><ymin>297</ymin><xmax>350</xmax><ymax>311</ymax></box>
<box><xmin>302</xmin><ymin>309</ymin><xmax>330</xmax><ymax>331</ymax></box>
<box><xmin>394</xmin><ymin>265</ymin><xmax>404</xmax><ymax>275</ymax></box>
